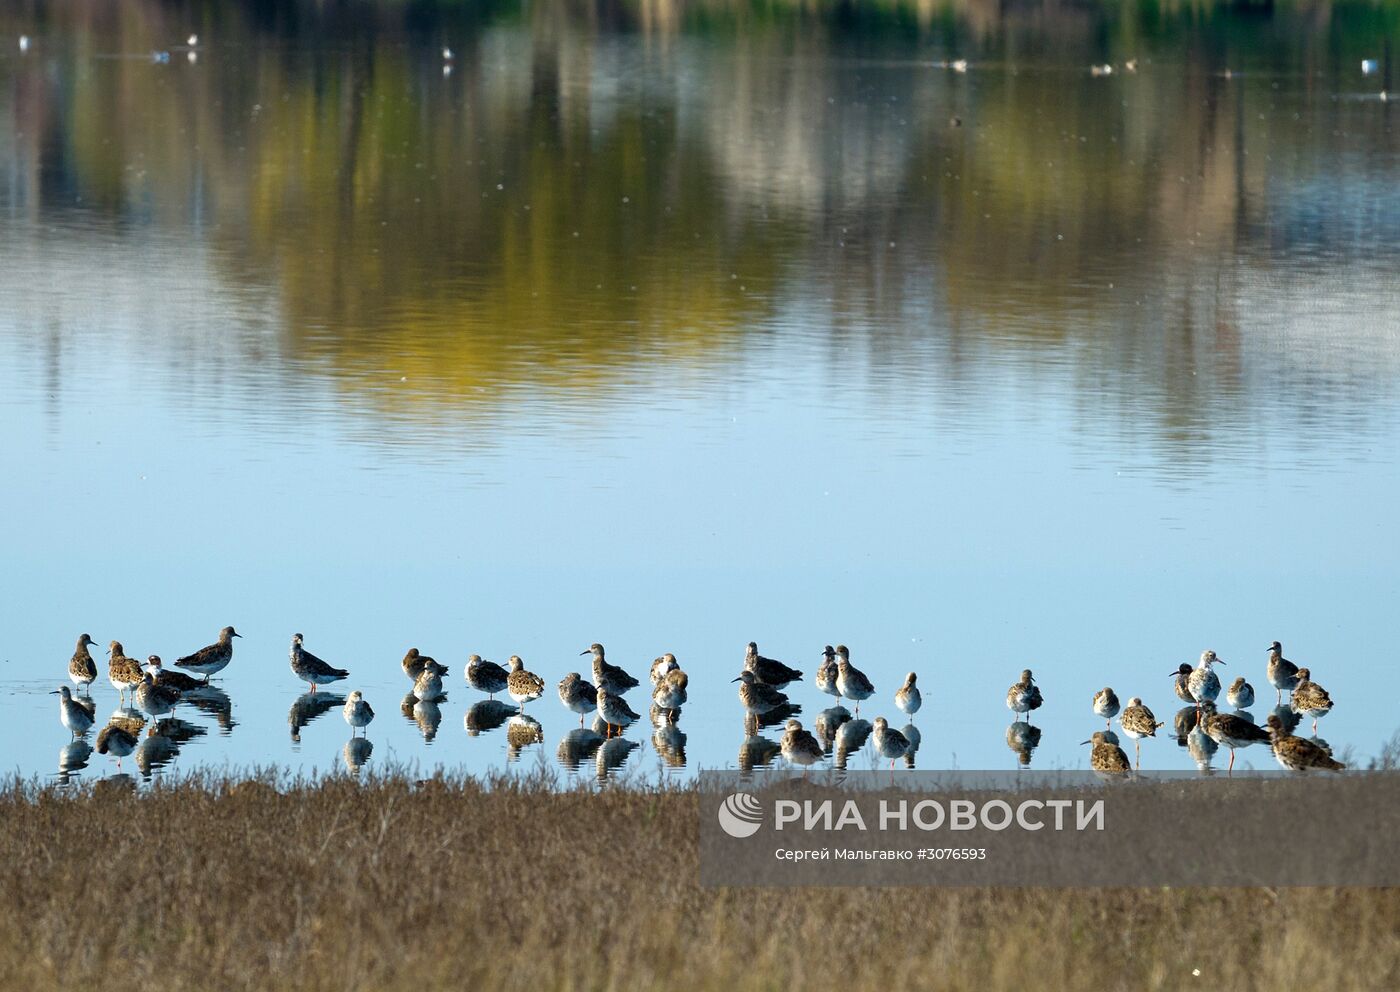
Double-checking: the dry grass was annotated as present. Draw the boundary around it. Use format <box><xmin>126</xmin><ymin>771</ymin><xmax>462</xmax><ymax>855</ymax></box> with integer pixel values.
<box><xmin>2</xmin><ymin>770</ymin><xmax>1399</xmax><ymax>992</ymax></box>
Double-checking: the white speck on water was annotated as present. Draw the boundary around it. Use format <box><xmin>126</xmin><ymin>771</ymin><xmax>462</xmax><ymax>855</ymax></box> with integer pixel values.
<box><xmin>187</xmin><ymin>34</ymin><xmax>198</xmax><ymax>47</ymax></box>
<box><xmin>496</xmin><ymin>183</ymin><xmax>503</xmax><ymax>191</ymax></box>
<box><xmin>1192</xmin><ymin>969</ymin><xmax>1201</xmax><ymax>977</ymax></box>
<box><xmin>18</xmin><ymin>35</ymin><xmax>29</xmax><ymax>52</ymax></box>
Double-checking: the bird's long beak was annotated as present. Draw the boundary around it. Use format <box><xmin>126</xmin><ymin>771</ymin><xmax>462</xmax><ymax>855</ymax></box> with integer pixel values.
<box><xmin>49</xmin><ymin>690</ymin><xmax>60</xmax><ymax>695</ymax></box>
<box><xmin>579</xmin><ymin>649</ymin><xmax>590</xmax><ymax>656</ymax></box>
<box><xmin>730</xmin><ymin>676</ymin><xmax>741</xmax><ymax>683</ymax></box>
<box><xmin>234</xmin><ymin>632</ymin><xmax>242</xmax><ymax>638</ymax></box>
<box><xmin>1216</xmin><ymin>659</ymin><xmax>1226</xmax><ymax>666</ymax></box>
<box><xmin>1079</xmin><ymin>739</ymin><xmax>1091</xmax><ymax>745</ymax></box>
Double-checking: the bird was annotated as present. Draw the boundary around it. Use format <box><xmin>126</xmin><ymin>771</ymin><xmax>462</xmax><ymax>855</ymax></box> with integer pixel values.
<box><xmin>1291</xmin><ymin>668</ymin><xmax>1334</xmax><ymax>735</ymax></box>
<box><xmin>834</xmin><ymin>646</ymin><xmax>874</xmax><ymax>714</ymax></box>
<box><xmin>1266</xmin><ymin>642</ymin><xmax>1300</xmax><ymax>702</ymax></box>
<box><xmin>650</xmin><ymin>654</ymin><xmax>678</xmax><ymax>685</ymax></box>
<box><xmin>1226</xmin><ymin>676</ymin><xmax>1255</xmax><ymax>711</ymax></box>
<box><xmin>1090</xmin><ymin>63</ymin><xmax>1113</xmax><ymax>76</ymax></box>
<box><xmin>175</xmin><ymin>626</ymin><xmax>241</xmax><ymax>682</ymax></box>
<box><xmin>597</xmin><ymin>686</ymin><xmax>640</xmax><ymax>737</ymax></box>
<box><xmin>133</xmin><ymin>672</ymin><xmax>181</xmax><ymax>723</ymax></box>
<box><xmin>583</xmin><ymin>643</ymin><xmax>639</xmax><ymax>694</ymax></box>
<box><xmin>52</xmin><ymin>686</ymin><xmax>94</xmax><ymax>739</ymax></box>
<box><xmin>895</xmin><ymin>673</ymin><xmax>922</xmax><ymax>717</ymax></box>
<box><xmin>1267</xmin><ymin>715</ymin><xmax>1344</xmax><ymax>772</ymax></box>
<box><xmin>744</xmin><ymin>642</ymin><xmax>803</xmax><ymax>689</ymax></box>
<box><xmin>412</xmin><ymin>663</ymin><xmax>445</xmax><ymax>702</ymax></box>
<box><xmin>144</xmin><ymin>656</ymin><xmax>204</xmax><ymax>693</ymax></box>
<box><xmin>402</xmin><ymin>648</ymin><xmax>449</xmax><ymax>681</ymax></box>
<box><xmin>68</xmin><ymin>634</ymin><xmax>98</xmax><ymax>692</ymax></box>
<box><xmin>815</xmin><ymin>645</ymin><xmax>840</xmax><ymax>702</ymax></box>
<box><xmin>558</xmin><ymin>672</ymin><xmax>598</xmax><ymax>725</ymax></box>
<box><xmin>18</xmin><ymin>35</ymin><xmax>30</xmax><ymax>53</ymax></box>
<box><xmin>95</xmin><ymin>723</ymin><xmax>139</xmax><ymax>769</ymax></box>
<box><xmin>652</xmin><ymin>668</ymin><xmax>688</xmax><ymax>713</ymax></box>
<box><xmin>107</xmin><ymin>642</ymin><xmax>144</xmax><ymax>703</ymax></box>
<box><xmin>780</xmin><ymin>719</ymin><xmax>823</xmax><ymax>770</ymax></box>
<box><xmin>506</xmin><ymin>655</ymin><xmax>545</xmax><ymax>710</ymax></box>
<box><xmin>343</xmin><ymin>691</ymin><xmax>375</xmax><ymax>736</ymax></box>
<box><xmin>1083</xmin><ymin>731</ymin><xmax>1131</xmax><ymax>775</ymax></box>
<box><xmin>949</xmin><ymin>59</ymin><xmax>968</xmax><ymax>73</ymax></box>
<box><xmin>733</xmin><ymin>670</ymin><xmax>791</xmax><ymax>718</ymax></box>
<box><xmin>1092</xmin><ymin>687</ymin><xmax>1120</xmax><ymax>728</ymax></box>
<box><xmin>442</xmin><ymin>46</ymin><xmax>454</xmax><ymax>61</ymax></box>
<box><xmin>1118</xmin><ymin>697</ymin><xmax>1163</xmax><ymax>769</ymax></box>
<box><xmin>466</xmin><ymin>654</ymin><xmax>509</xmax><ymax>698</ymax></box>
<box><xmin>1198</xmin><ymin>701</ymin><xmax>1270</xmax><ymax>772</ymax></box>
<box><xmin>871</xmin><ymin>717</ymin><xmax>910</xmax><ymax>770</ymax></box>
<box><xmin>1006</xmin><ymin>669</ymin><xmax>1043</xmax><ymax>723</ymax></box>
<box><xmin>1169</xmin><ymin>663</ymin><xmax>1196</xmax><ymax>704</ymax></box>
<box><xmin>1186</xmin><ymin>650</ymin><xmax>1225</xmax><ymax>707</ymax></box>
<box><xmin>1125</xmin><ymin>58</ymin><xmax>1138</xmax><ymax>72</ymax></box>
<box><xmin>289</xmin><ymin>633</ymin><xmax>349</xmax><ymax>692</ymax></box>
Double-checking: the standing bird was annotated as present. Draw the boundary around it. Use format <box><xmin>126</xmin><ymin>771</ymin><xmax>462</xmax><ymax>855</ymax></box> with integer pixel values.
<box><xmin>558</xmin><ymin>672</ymin><xmax>598</xmax><ymax>725</ymax></box>
<box><xmin>650</xmin><ymin>654</ymin><xmax>679</xmax><ymax>685</ymax></box>
<box><xmin>597</xmin><ymin>686</ymin><xmax>640</xmax><ymax>737</ymax></box>
<box><xmin>175</xmin><ymin>626</ymin><xmax>241</xmax><ymax>683</ymax></box>
<box><xmin>1006</xmin><ymin>669</ymin><xmax>1043</xmax><ymax>723</ymax></box>
<box><xmin>505</xmin><ymin>655</ymin><xmax>544</xmax><ymax>710</ymax></box>
<box><xmin>1226</xmin><ymin>676</ymin><xmax>1255</xmax><ymax>711</ymax></box>
<box><xmin>583</xmin><ymin>643</ymin><xmax>639</xmax><ymax>694</ymax></box>
<box><xmin>816</xmin><ymin>645</ymin><xmax>840</xmax><ymax>702</ymax></box>
<box><xmin>894</xmin><ymin>672</ymin><xmax>923</xmax><ymax>718</ymax></box>
<box><xmin>745</xmin><ymin>641</ymin><xmax>803</xmax><ymax>689</ymax></box>
<box><xmin>652</xmin><ymin>668</ymin><xmax>689</xmax><ymax>714</ymax></box>
<box><xmin>871</xmin><ymin>717</ymin><xmax>910</xmax><ymax>770</ymax></box>
<box><xmin>733</xmin><ymin>670</ymin><xmax>790</xmax><ymax>718</ymax></box>
<box><xmin>69</xmin><ymin>634</ymin><xmax>99</xmax><ymax>693</ymax></box>
<box><xmin>1186</xmin><ymin>651</ymin><xmax>1225</xmax><ymax>708</ymax></box>
<box><xmin>145</xmin><ymin>655</ymin><xmax>204</xmax><ymax>692</ymax></box>
<box><xmin>1266</xmin><ymin>641</ymin><xmax>1300</xmax><ymax>702</ymax></box>
<box><xmin>466</xmin><ymin>654</ymin><xmax>509</xmax><ymax>699</ymax></box>
<box><xmin>412</xmin><ymin>662</ymin><xmax>446</xmax><ymax>702</ymax></box>
<box><xmin>1267</xmin><ymin>715</ymin><xmax>1344</xmax><ymax>772</ymax></box>
<box><xmin>1199</xmin><ymin>701</ymin><xmax>1270</xmax><ymax>772</ymax></box>
<box><xmin>1169</xmin><ymin>663</ymin><xmax>1196</xmax><ymax>705</ymax></box>
<box><xmin>108</xmin><ymin>642</ymin><xmax>144</xmax><ymax>703</ymax></box>
<box><xmin>343</xmin><ymin>691</ymin><xmax>375</xmax><ymax>736</ymax></box>
<box><xmin>289</xmin><ymin>633</ymin><xmax>349</xmax><ymax>692</ymax></box>
<box><xmin>781</xmin><ymin>718</ymin><xmax>823</xmax><ymax>769</ymax></box>
<box><xmin>402</xmin><ymin>648</ymin><xmax>449</xmax><ymax>681</ymax></box>
<box><xmin>1092</xmin><ymin>687</ymin><xmax>1120</xmax><ymax>729</ymax></box>
<box><xmin>1290</xmin><ymin>668</ymin><xmax>1334</xmax><ymax>735</ymax></box>
<box><xmin>133</xmin><ymin>672</ymin><xmax>181</xmax><ymax>723</ymax></box>
<box><xmin>1083</xmin><ymin>731</ymin><xmax>1131</xmax><ymax>775</ymax></box>
<box><xmin>52</xmin><ymin>686</ymin><xmax>95</xmax><ymax>739</ymax></box>
<box><xmin>834</xmin><ymin>646</ymin><xmax>874</xmax><ymax>715</ymax></box>
<box><xmin>95</xmin><ymin>723</ymin><xmax>139</xmax><ymax>769</ymax></box>
<box><xmin>1118</xmin><ymin>697</ymin><xmax>1163</xmax><ymax>769</ymax></box>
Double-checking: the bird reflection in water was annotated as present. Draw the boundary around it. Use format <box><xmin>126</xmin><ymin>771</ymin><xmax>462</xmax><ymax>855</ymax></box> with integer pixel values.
<box><xmin>1005</xmin><ymin>720</ymin><xmax>1041</xmax><ymax>769</ymax></box>
<box><xmin>652</xmin><ymin>713</ymin><xmax>687</xmax><ymax>768</ymax></box>
<box><xmin>595</xmin><ymin>736</ymin><xmax>639</xmax><ymax>782</ymax></box>
<box><xmin>464</xmin><ymin>699</ymin><xmax>517</xmax><ymax>737</ymax></box>
<box><xmin>182</xmin><ymin>684</ymin><xmax>236</xmax><ymax>735</ymax></box>
<box><xmin>412</xmin><ymin>696</ymin><xmax>444</xmax><ymax>743</ymax></box>
<box><xmin>506</xmin><ymin>714</ymin><xmax>544</xmax><ymax>761</ymax></box>
<box><xmin>344</xmin><ymin>736</ymin><xmax>374</xmax><ymax>773</ymax></box>
<box><xmin>900</xmin><ymin>723</ymin><xmax>921</xmax><ymax>769</ymax></box>
<box><xmin>738</xmin><ymin>734</ymin><xmax>780</xmax><ymax>775</ymax></box>
<box><xmin>57</xmin><ymin>739</ymin><xmax>93</xmax><ymax>784</ymax></box>
<box><xmin>289</xmin><ymin>691</ymin><xmax>346</xmax><ymax>744</ymax></box>
<box><xmin>833</xmin><ymin>718</ymin><xmax>873</xmax><ymax>772</ymax></box>
<box><xmin>556</xmin><ymin>727</ymin><xmax>604</xmax><ymax>771</ymax></box>
<box><xmin>814</xmin><ymin>706</ymin><xmax>851</xmax><ymax>755</ymax></box>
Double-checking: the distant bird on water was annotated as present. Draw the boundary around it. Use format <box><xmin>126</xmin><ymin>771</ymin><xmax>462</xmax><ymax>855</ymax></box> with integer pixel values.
<box><xmin>650</xmin><ymin>654</ymin><xmax>678</xmax><ymax>685</ymax></box>
<box><xmin>412</xmin><ymin>662</ymin><xmax>446</xmax><ymax>702</ymax></box>
<box><xmin>1198</xmin><ymin>701</ymin><xmax>1270</xmax><ymax>773</ymax></box>
<box><xmin>466</xmin><ymin>654</ymin><xmax>509</xmax><ymax>699</ymax></box>
<box><xmin>1169</xmin><ymin>663</ymin><xmax>1196</xmax><ymax>704</ymax></box>
<box><xmin>652</xmin><ymin>666</ymin><xmax>689</xmax><ymax>713</ymax></box>
<box><xmin>1083</xmin><ymin>731</ymin><xmax>1130</xmax><ymax>776</ymax></box>
<box><xmin>744</xmin><ymin>641</ymin><xmax>802</xmax><ymax>689</ymax></box>
<box><xmin>506</xmin><ymin>655</ymin><xmax>545</xmax><ymax>710</ymax></box>
<box><xmin>144</xmin><ymin>655</ymin><xmax>204</xmax><ymax>693</ymax></box>
<box><xmin>780</xmin><ymin>719</ymin><xmax>823</xmax><ymax>770</ymax></box>
<box><xmin>872</xmin><ymin>717</ymin><xmax>911</xmax><ymax>770</ymax></box>
<box><xmin>815</xmin><ymin>645</ymin><xmax>840</xmax><ymax>702</ymax></box>
<box><xmin>1118</xmin><ymin>697</ymin><xmax>1163</xmax><ymax>769</ymax></box>
<box><xmin>1187</xmin><ymin>650</ymin><xmax>1224</xmax><ymax>707</ymax></box>
<box><xmin>733</xmin><ymin>670</ymin><xmax>790</xmax><ymax>718</ymax></box>
<box><xmin>108</xmin><ymin>642</ymin><xmax>144</xmax><ymax>703</ymax></box>
<box><xmin>834</xmin><ymin>646</ymin><xmax>874</xmax><ymax>714</ymax></box>
<box><xmin>895</xmin><ymin>673</ymin><xmax>922</xmax><ymax>717</ymax></box>
<box><xmin>402</xmin><ymin>648</ymin><xmax>448</xmax><ymax>681</ymax></box>
<box><xmin>1092</xmin><ymin>687</ymin><xmax>1120</xmax><ymax>728</ymax></box>
<box><xmin>558</xmin><ymin>672</ymin><xmax>598</xmax><ymax>725</ymax></box>
<box><xmin>1267</xmin><ymin>715</ymin><xmax>1344</xmax><ymax>772</ymax></box>
<box><xmin>597</xmin><ymin>686</ymin><xmax>640</xmax><ymax>737</ymax></box>
<box><xmin>289</xmin><ymin>633</ymin><xmax>349</xmax><ymax>692</ymax></box>
<box><xmin>1226</xmin><ymin>676</ymin><xmax>1254</xmax><ymax>711</ymax></box>
<box><xmin>134</xmin><ymin>672</ymin><xmax>181</xmax><ymax>723</ymax></box>
<box><xmin>1266</xmin><ymin>641</ymin><xmax>1299</xmax><ymax>702</ymax></box>
<box><xmin>583</xmin><ymin>643</ymin><xmax>639</xmax><ymax>695</ymax></box>
<box><xmin>1290</xmin><ymin>668</ymin><xmax>1335</xmax><ymax>735</ymax></box>
<box><xmin>343</xmin><ymin>690</ymin><xmax>375</xmax><ymax>736</ymax></box>
<box><xmin>175</xmin><ymin>626</ymin><xmax>240</xmax><ymax>682</ymax></box>
<box><xmin>52</xmin><ymin>686</ymin><xmax>94</xmax><ymax>739</ymax></box>
<box><xmin>69</xmin><ymin>634</ymin><xmax>98</xmax><ymax>692</ymax></box>
<box><xmin>96</xmin><ymin>723</ymin><xmax>139</xmax><ymax>769</ymax></box>
<box><xmin>1006</xmin><ymin>669</ymin><xmax>1042</xmax><ymax>723</ymax></box>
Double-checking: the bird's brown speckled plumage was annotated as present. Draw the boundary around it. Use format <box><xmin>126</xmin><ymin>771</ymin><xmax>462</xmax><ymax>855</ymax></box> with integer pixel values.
<box><xmin>69</xmin><ymin>634</ymin><xmax>98</xmax><ymax>690</ymax></box>
<box><xmin>175</xmin><ymin>626</ymin><xmax>240</xmax><ymax>680</ymax></box>
<box><xmin>505</xmin><ymin>655</ymin><xmax>545</xmax><ymax>708</ymax></box>
<box><xmin>108</xmin><ymin>641</ymin><xmax>144</xmax><ymax>698</ymax></box>
<box><xmin>1266</xmin><ymin>715</ymin><xmax>1344</xmax><ymax>772</ymax></box>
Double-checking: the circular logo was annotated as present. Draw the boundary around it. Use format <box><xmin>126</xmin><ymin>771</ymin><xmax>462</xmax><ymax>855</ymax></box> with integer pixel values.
<box><xmin>717</xmin><ymin>792</ymin><xmax>764</xmax><ymax>838</ymax></box>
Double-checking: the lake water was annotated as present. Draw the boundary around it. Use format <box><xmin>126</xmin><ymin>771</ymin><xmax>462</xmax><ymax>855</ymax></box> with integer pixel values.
<box><xmin>2</xmin><ymin>0</ymin><xmax>1398</xmax><ymax>785</ymax></box>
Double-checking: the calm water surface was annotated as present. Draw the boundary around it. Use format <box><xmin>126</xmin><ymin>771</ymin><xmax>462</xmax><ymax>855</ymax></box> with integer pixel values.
<box><xmin>2</xmin><ymin>0</ymin><xmax>1399</xmax><ymax>785</ymax></box>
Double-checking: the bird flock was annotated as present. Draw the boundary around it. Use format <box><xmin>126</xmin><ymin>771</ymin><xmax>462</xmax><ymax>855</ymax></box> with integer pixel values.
<box><xmin>51</xmin><ymin>629</ymin><xmax>1342</xmax><ymax>779</ymax></box>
